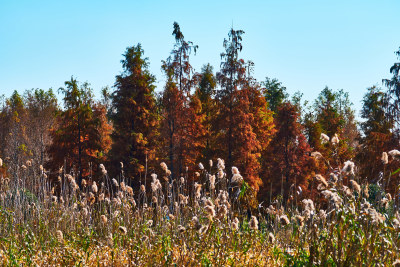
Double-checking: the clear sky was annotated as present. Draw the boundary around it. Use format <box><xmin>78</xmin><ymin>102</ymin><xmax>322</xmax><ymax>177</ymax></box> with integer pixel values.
<box><xmin>1</xmin><ymin>0</ymin><xmax>399</xmax><ymax>113</ymax></box>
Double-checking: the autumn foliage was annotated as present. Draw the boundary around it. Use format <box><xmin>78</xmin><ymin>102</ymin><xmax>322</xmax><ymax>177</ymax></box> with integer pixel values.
<box><xmin>1</xmin><ymin>26</ymin><xmax>400</xmax><ymax>208</ymax></box>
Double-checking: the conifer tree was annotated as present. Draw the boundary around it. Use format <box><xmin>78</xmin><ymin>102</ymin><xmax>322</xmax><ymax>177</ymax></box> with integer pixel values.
<box><xmin>25</xmin><ymin>88</ymin><xmax>58</xmax><ymax>165</ymax></box>
<box><xmin>356</xmin><ymin>86</ymin><xmax>396</xmax><ymax>183</ymax></box>
<box><xmin>263</xmin><ymin>77</ymin><xmax>288</xmax><ymax>113</ymax></box>
<box><xmin>160</xmin><ymin>22</ymin><xmax>204</xmax><ymax>179</ymax></box>
<box><xmin>383</xmin><ymin>47</ymin><xmax>400</xmax><ymax>128</ymax></box>
<box><xmin>216</xmin><ymin>28</ymin><xmax>247</xmax><ymax>171</ymax></box>
<box><xmin>304</xmin><ymin>87</ymin><xmax>355</xmax><ymax>167</ymax></box>
<box><xmin>109</xmin><ymin>44</ymin><xmax>159</xmax><ymax>182</ymax></box>
<box><xmin>47</xmin><ymin>77</ymin><xmax>110</xmax><ymax>184</ymax></box>
<box><xmin>216</xmin><ymin>28</ymin><xmax>274</xmax><ymax>191</ymax></box>
<box><xmin>1</xmin><ymin>91</ymin><xmax>28</xmax><ymax>174</ymax></box>
<box><xmin>195</xmin><ymin>64</ymin><xmax>217</xmax><ymax>163</ymax></box>
<box><xmin>260</xmin><ymin>102</ymin><xmax>314</xmax><ymax>202</ymax></box>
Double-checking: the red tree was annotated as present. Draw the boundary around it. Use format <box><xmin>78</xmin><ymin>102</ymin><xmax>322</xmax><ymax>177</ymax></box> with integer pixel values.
<box><xmin>260</xmin><ymin>102</ymin><xmax>315</xmax><ymax>203</ymax></box>
<box><xmin>215</xmin><ymin>28</ymin><xmax>275</xmax><ymax>191</ymax></box>
<box><xmin>160</xmin><ymin>22</ymin><xmax>206</xmax><ymax>179</ymax></box>
<box><xmin>47</xmin><ymin>78</ymin><xmax>111</xmax><ymax>184</ymax></box>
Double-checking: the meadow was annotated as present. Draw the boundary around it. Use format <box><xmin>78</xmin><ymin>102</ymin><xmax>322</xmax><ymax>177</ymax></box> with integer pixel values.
<box><xmin>1</xmin><ymin>153</ymin><xmax>400</xmax><ymax>266</ymax></box>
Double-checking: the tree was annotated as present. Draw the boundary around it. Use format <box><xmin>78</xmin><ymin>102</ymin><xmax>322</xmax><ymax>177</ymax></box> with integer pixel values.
<box><xmin>315</xmin><ymin>87</ymin><xmax>344</xmax><ymax>137</ymax></box>
<box><xmin>216</xmin><ymin>27</ymin><xmax>247</xmax><ymax>171</ymax></box>
<box><xmin>47</xmin><ymin>77</ymin><xmax>111</xmax><ymax>185</ymax></box>
<box><xmin>260</xmin><ymin>102</ymin><xmax>314</xmax><ymax>203</ymax></box>
<box><xmin>0</xmin><ymin>89</ymin><xmax>57</xmax><ymax>178</ymax></box>
<box><xmin>263</xmin><ymin>77</ymin><xmax>288</xmax><ymax>113</ymax></box>
<box><xmin>360</xmin><ymin>86</ymin><xmax>392</xmax><ymax>137</ymax></box>
<box><xmin>194</xmin><ymin>64</ymin><xmax>217</xmax><ymax>163</ymax></box>
<box><xmin>240</xmin><ymin>76</ymin><xmax>275</xmax><ymax>190</ymax></box>
<box><xmin>100</xmin><ymin>86</ymin><xmax>112</xmax><ymax>116</ymax></box>
<box><xmin>160</xmin><ymin>22</ymin><xmax>204</xmax><ymax>179</ymax></box>
<box><xmin>1</xmin><ymin>91</ymin><xmax>28</xmax><ymax>174</ymax></box>
<box><xmin>216</xmin><ymin>28</ymin><xmax>275</xmax><ymax>191</ymax></box>
<box><xmin>159</xmin><ymin>77</ymin><xmax>185</xmax><ymax>180</ymax></box>
<box><xmin>383</xmin><ymin>47</ymin><xmax>400</xmax><ymax>128</ymax></box>
<box><xmin>335</xmin><ymin>89</ymin><xmax>359</xmax><ymax>148</ymax></box>
<box><xmin>109</xmin><ymin>44</ymin><xmax>159</xmax><ymax>182</ymax></box>
<box><xmin>356</xmin><ymin>86</ymin><xmax>396</xmax><ymax>183</ymax></box>
<box><xmin>25</xmin><ymin>88</ymin><xmax>58</xmax><ymax>165</ymax></box>
<box><xmin>304</xmin><ymin>87</ymin><xmax>355</xmax><ymax>167</ymax></box>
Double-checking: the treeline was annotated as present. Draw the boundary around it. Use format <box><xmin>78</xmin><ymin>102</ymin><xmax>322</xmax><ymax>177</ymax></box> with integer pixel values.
<box><xmin>0</xmin><ymin>23</ymin><xmax>399</xmax><ymax>202</ymax></box>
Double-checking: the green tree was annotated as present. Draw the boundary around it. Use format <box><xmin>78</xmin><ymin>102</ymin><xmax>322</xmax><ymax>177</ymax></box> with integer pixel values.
<box><xmin>335</xmin><ymin>89</ymin><xmax>358</xmax><ymax>148</ymax></box>
<box><xmin>263</xmin><ymin>77</ymin><xmax>288</xmax><ymax>113</ymax></box>
<box><xmin>383</xmin><ymin>47</ymin><xmax>400</xmax><ymax>128</ymax></box>
<box><xmin>360</xmin><ymin>86</ymin><xmax>392</xmax><ymax>136</ymax></box>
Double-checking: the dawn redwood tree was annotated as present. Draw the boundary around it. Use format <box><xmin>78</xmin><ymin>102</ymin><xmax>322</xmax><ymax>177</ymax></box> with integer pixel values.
<box><xmin>215</xmin><ymin>27</ymin><xmax>247</xmax><ymax>172</ymax></box>
<box><xmin>356</xmin><ymin>86</ymin><xmax>397</xmax><ymax>185</ymax></box>
<box><xmin>304</xmin><ymin>87</ymin><xmax>355</xmax><ymax>168</ymax></box>
<box><xmin>47</xmin><ymin>77</ymin><xmax>111</xmax><ymax>184</ymax></box>
<box><xmin>25</xmin><ymin>88</ymin><xmax>58</xmax><ymax>166</ymax></box>
<box><xmin>109</xmin><ymin>44</ymin><xmax>159</xmax><ymax>182</ymax></box>
<box><xmin>383</xmin><ymin>47</ymin><xmax>400</xmax><ymax>129</ymax></box>
<box><xmin>0</xmin><ymin>91</ymin><xmax>29</xmax><ymax>174</ymax></box>
<box><xmin>263</xmin><ymin>77</ymin><xmax>288</xmax><ymax>113</ymax></box>
<box><xmin>92</xmin><ymin>103</ymin><xmax>112</xmax><ymax>164</ymax></box>
<box><xmin>160</xmin><ymin>22</ymin><xmax>205</xmax><ymax>179</ymax></box>
<box><xmin>243</xmin><ymin>73</ymin><xmax>275</xmax><ymax>190</ymax></box>
<box><xmin>160</xmin><ymin>76</ymin><xmax>185</xmax><ymax>180</ymax></box>
<box><xmin>183</xmin><ymin>93</ymin><xmax>207</xmax><ymax>170</ymax></box>
<box><xmin>260</xmin><ymin>102</ymin><xmax>314</xmax><ymax>203</ymax></box>
<box><xmin>194</xmin><ymin>64</ymin><xmax>217</xmax><ymax>163</ymax></box>
<box><xmin>335</xmin><ymin>89</ymin><xmax>359</xmax><ymax>149</ymax></box>
<box><xmin>216</xmin><ymin>28</ymin><xmax>274</xmax><ymax>191</ymax></box>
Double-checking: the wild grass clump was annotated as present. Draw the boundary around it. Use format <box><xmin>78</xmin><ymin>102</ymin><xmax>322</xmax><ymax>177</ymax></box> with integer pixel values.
<box><xmin>0</xmin><ymin>156</ymin><xmax>400</xmax><ymax>266</ymax></box>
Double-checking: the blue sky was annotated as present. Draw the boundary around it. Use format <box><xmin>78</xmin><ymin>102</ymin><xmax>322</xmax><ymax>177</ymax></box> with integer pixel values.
<box><xmin>0</xmin><ymin>0</ymin><xmax>399</xmax><ymax>113</ymax></box>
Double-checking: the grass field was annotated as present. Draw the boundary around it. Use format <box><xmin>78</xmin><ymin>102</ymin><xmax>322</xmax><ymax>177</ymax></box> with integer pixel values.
<box><xmin>0</xmin><ymin>158</ymin><xmax>400</xmax><ymax>266</ymax></box>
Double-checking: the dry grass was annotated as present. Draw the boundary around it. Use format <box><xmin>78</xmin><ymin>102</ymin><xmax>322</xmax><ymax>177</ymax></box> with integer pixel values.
<box><xmin>0</xmin><ymin>157</ymin><xmax>400</xmax><ymax>266</ymax></box>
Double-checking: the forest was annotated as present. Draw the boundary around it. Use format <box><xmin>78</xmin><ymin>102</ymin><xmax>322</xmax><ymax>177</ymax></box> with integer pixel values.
<box><xmin>1</xmin><ymin>22</ymin><xmax>400</xmax><ymax>265</ymax></box>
